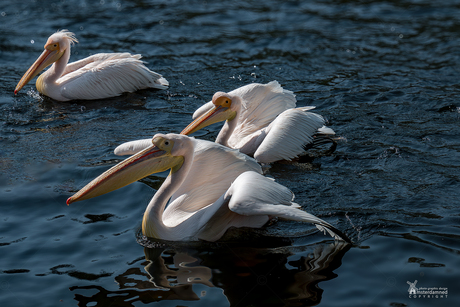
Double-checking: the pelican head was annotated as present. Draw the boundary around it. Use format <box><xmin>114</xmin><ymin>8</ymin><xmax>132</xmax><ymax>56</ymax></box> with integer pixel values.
<box><xmin>66</xmin><ymin>134</ymin><xmax>187</xmax><ymax>205</ymax></box>
<box><xmin>181</xmin><ymin>92</ymin><xmax>238</xmax><ymax>135</ymax></box>
<box><xmin>14</xmin><ymin>30</ymin><xmax>78</xmax><ymax>94</ymax></box>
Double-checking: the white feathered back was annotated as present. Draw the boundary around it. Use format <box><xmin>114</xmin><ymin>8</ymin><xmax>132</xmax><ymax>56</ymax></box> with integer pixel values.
<box><xmin>166</xmin><ymin>139</ymin><xmax>262</xmax><ymax>214</ymax></box>
<box><xmin>58</xmin><ymin>53</ymin><xmax>168</xmax><ymax>100</ymax></box>
<box><xmin>227</xmin><ymin>81</ymin><xmax>296</xmax><ymax>148</ymax></box>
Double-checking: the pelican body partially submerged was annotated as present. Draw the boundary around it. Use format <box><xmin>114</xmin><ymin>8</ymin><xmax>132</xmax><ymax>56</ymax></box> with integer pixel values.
<box><xmin>15</xmin><ymin>30</ymin><xmax>168</xmax><ymax>101</ymax></box>
<box><xmin>67</xmin><ymin>134</ymin><xmax>350</xmax><ymax>243</ymax></box>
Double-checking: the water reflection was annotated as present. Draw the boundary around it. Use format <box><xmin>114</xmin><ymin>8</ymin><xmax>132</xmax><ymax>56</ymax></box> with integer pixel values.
<box><xmin>70</xmin><ymin>240</ymin><xmax>350</xmax><ymax>306</ymax></box>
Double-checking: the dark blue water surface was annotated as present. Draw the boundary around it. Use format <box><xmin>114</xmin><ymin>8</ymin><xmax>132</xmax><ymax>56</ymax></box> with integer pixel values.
<box><xmin>1</xmin><ymin>0</ymin><xmax>459</xmax><ymax>306</ymax></box>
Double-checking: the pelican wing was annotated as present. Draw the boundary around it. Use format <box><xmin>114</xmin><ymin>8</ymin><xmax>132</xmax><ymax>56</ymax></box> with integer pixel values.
<box><xmin>227</xmin><ymin>81</ymin><xmax>297</xmax><ymax>148</ymax></box>
<box><xmin>227</xmin><ymin>172</ymin><xmax>348</xmax><ymax>241</ymax></box>
<box><xmin>253</xmin><ymin>107</ymin><xmax>328</xmax><ymax>163</ymax></box>
<box><xmin>114</xmin><ymin>138</ymin><xmax>153</xmax><ymax>156</ymax></box>
<box><xmin>197</xmin><ymin>171</ymin><xmax>349</xmax><ymax>242</ymax></box>
<box><xmin>58</xmin><ymin>53</ymin><xmax>168</xmax><ymax>100</ymax></box>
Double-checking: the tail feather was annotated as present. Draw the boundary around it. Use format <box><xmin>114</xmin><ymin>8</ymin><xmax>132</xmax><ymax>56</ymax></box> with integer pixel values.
<box><xmin>288</xmin><ymin>208</ymin><xmax>351</xmax><ymax>243</ymax></box>
<box><xmin>153</xmin><ymin>77</ymin><xmax>169</xmax><ymax>89</ymax></box>
<box><xmin>315</xmin><ymin>223</ymin><xmax>352</xmax><ymax>243</ymax></box>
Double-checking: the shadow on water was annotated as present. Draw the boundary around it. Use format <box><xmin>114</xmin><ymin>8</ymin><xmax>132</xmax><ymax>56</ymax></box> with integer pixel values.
<box><xmin>70</xmin><ymin>239</ymin><xmax>350</xmax><ymax>306</ymax></box>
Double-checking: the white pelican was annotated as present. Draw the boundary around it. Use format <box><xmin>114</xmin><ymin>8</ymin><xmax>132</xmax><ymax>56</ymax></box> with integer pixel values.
<box><xmin>67</xmin><ymin>134</ymin><xmax>350</xmax><ymax>243</ymax></box>
<box><xmin>181</xmin><ymin>81</ymin><xmax>335</xmax><ymax>163</ymax></box>
<box><xmin>14</xmin><ymin>30</ymin><xmax>168</xmax><ymax>101</ymax></box>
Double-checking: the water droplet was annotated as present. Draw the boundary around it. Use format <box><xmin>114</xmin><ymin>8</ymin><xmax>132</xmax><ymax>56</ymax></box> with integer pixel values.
<box><xmin>391</xmin><ymin>27</ymin><xmax>395</xmax><ymax>32</ymax></box>
<box><xmin>80</xmin><ymin>26</ymin><xmax>84</xmax><ymax>31</ymax></box>
<box><xmin>1</xmin><ymin>12</ymin><xmax>6</xmax><ymax>17</ymax></box>
<box><xmin>80</xmin><ymin>106</ymin><xmax>86</xmax><ymax>112</ymax></box>
<box><xmin>399</xmin><ymin>34</ymin><xmax>404</xmax><ymax>39</ymax></box>
<box><xmin>159</xmin><ymin>20</ymin><xmax>164</xmax><ymax>25</ymax></box>
<box><xmin>31</xmin><ymin>40</ymin><xmax>35</xmax><ymax>44</ymax></box>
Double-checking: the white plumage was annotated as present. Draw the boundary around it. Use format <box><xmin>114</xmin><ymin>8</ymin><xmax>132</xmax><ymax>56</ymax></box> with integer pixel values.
<box><xmin>68</xmin><ymin>134</ymin><xmax>350</xmax><ymax>243</ymax></box>
<box><xmin>15</xmin><ymin>30</ymin><xmax>168</xmax><ymax>101</ymax></box>
<box><xmin>181</xmin><ymin>81</ymin><xmax>335</xmax><ymax>163</ymax></box>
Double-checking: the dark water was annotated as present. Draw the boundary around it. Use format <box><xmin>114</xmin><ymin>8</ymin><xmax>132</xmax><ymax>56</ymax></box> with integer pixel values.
<box><xmin>1</xmin><ymin>0</ymin><xmax>459</xmax><ymax>306</ymax></box>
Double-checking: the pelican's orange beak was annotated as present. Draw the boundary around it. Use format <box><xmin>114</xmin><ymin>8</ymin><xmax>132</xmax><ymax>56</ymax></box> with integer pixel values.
<box><xmin>67</xmin><ymin>142</ymin><xmax>183</xmax><ymax>205</ymax></box>
<box><xmin>181</xmin><ymin>105</ymin><xmax>236</xmax><ymax>135</ymax></box>
<box><xmin>14</xmin><ymin>48</ymin><xmax>64</xmax><ymax>94</ymax></box>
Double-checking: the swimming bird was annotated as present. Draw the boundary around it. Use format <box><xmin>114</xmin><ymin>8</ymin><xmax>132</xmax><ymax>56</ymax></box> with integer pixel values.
<box><xmin>67</xmin><ymin>134</ymin><xmax>350</xmax><ymax>243</ymax></box>
<box><xmin>14</xmin><ymin>30</ymin><xmax>168</xmax><ymax>101</ymax></box>
<box><xmin>181</xmin><ymin>81</ymin><xmax>335</xmax><ymax>163</ymax></box>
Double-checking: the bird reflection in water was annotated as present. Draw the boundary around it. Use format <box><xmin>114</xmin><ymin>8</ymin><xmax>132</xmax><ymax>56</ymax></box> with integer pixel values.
<box><xmin>70</xmin><ymin>239</ymin><xmax>350</xmax><ymax>306</ymax></box>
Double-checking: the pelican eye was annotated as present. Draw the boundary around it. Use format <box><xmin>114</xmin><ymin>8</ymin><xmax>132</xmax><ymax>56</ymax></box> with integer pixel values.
<box><xmin>54</xmin><ymin>44</ymin><xmax>57</xmax><ymax>47</ymax></box>
<box><xmin>164</xmin><ymin>140</ymin><xmax>170</xmax><ymax>146</ymax></box>
<box><xmin>218</xmin><ymin>96</ymin><xmax>232</xmax><ymax>107</ymax></box>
